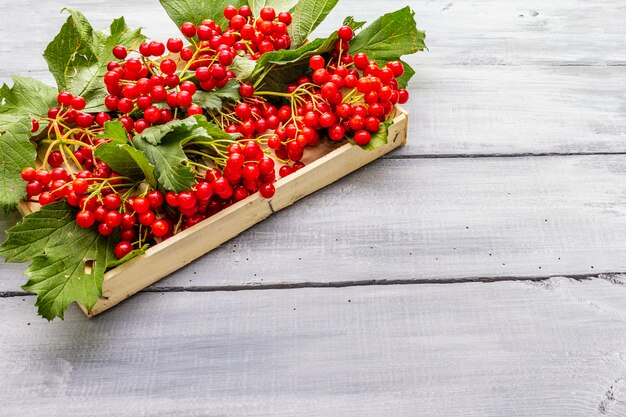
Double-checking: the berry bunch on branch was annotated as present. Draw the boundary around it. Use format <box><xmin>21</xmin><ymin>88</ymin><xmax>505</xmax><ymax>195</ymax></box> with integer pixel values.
<box><xmin>0</xmin><ymin>1</ymin><xmax>425</xmax><ymax>320</ymax></box>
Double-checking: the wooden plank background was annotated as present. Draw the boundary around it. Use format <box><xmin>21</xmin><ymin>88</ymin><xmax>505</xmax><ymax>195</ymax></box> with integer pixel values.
<box><xmin>1</xmin><ymin>0</ymin><xmax>625</xmax><ymax>416</ymax></box>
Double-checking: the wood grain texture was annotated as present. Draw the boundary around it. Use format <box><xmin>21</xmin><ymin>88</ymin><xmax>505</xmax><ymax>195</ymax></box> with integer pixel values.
<box><xmin>3</xmin><ymin>155</ymin><xmax>626</xmax><ymax>293</ymax></box>
<box><xmin>0</xmin><ymin>0</ymin><xmax>624</xmax><ymax>78</ymax></box>
<box><xmin>1</xmin><ymin>279</ymin><xmax>626</xmax><ymax>416</ymax></box>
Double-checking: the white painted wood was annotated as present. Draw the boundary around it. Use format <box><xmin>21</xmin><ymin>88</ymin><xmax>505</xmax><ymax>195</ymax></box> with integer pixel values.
<box><xmin>1</xmin><ymin>279</ymin><xmax>625</xmax><ymax>416</ymax></box>
<box><xmin>3</xmin><ymin>155</ymin><xmax>626</xmax><ymax>293</ymax></box>
<box><xmin>398</xmin><ymin>65</ymin><xmax>626</xmax><ymax>156</ymax></box>
<box><xmin>0</xmin><ymin>0</ymin><xmax>623</xmax><ymax>79</ymax></box>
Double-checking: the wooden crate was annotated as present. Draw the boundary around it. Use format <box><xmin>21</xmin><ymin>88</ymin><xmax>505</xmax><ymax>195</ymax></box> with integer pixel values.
<box><xmin>17</xmin><ymin>107</ymin><xmax>408</xmax><ymax>316</ymax></box>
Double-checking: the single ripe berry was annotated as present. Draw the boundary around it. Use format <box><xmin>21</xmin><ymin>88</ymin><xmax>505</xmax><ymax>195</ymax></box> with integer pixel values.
<box><xmin>149</xmin><ymin>41</ymin><xmax>165</xmax><ymax>57</ymax></box>
<box><xmin>112</xmin><ymin>45</ymin><xmax>128</xmax><ymax>60</ymax></box>
<box><xmin>103</xmin><ymin>194</ymin><xmax>122</xmax><ymax>210</ymax></box>
<box><xmin>354</xmin><ymin>129</ymin><xmax>372</xmax><ymax>146</ymax></box>
<box><xmin>398</xmin><ymin>89</ymin><xmax>410</xmax><ymax>104</ymax></box>
<box><xmin>105</xmin><ymin>210</ymin><xmax>123</xmax><ymax>228</ymax></box>
<box><xmin>26</xmin><ymin>181</ymin><xmax>43</xmax><ymax>197</ymax></box>
<box><xmin>337</xmin><ymin>25</ymin><xmax>354</xmax><ymax>41</ymax></box>
<box><xmin>239</xmin><ymin>83</ymin><xmax>255</xmax><ymax>98</ymax></box>
<box><xmin>114</xmin><ymin>241</ymin><xmax>134</xmax><ymax>259</ymax></box>
<box><xmin>147</xmin><ymin>190</ymin><xmax>165</xmax><ymax>208</ymax></box>
<box><xmin>21</xmin><ymin>167</ymin><xmax>36</xmax><ymax>182</ymax></box>
<box><xmin>260</xmin><ymin>6</ymin><xmax>276</xmax><ymax>21</ymax></box>
<box><xmin>76</xmin><ymin>211</ymin><xmax>96</xmax><ymax>229</ymax></box>
<box><xmin>151</xmin><ymin>219</ymin><xmax>169</xmax><ymax>237</ymax></box>
<box><xmin>57</xmin><ymin>91</ymin><xmax>73</xmax><ymax>107</ymax></box>
<box><xmin>160</xmin><ymin>59</ymin><xmax>177</xmax><ymax>75</ymax></box>
<box><xmin>133</xmin><ymin>197</ymin><xmax>151</xmax><ymax>214</ymax></box>
<box><xmin>224</xmin><ymin>5</ymin><xmax>238</xmax><ymax>20</ymax></box>
<box><xmin>71</xmin><ymin>96</ymin><xmax>86</xmax><ymax>111</ymax></box>
<box><xmin>167</xmin><ymin>37</ymin><xmax>184</xmax><ymax>53</ymax></box>
<box><xmin>73</xmin><ymin>178</ymin><xmax>89</xmax><ymax>195</ymax></box>
<box><xmin>353</xmin><ymin>52</ymin><xmax>369</xmax><ymax>70</ymax></box>
<box><xmin>31</xmin><ymin>119</ymin><xmax>39</xmax><ymax>133</ymax></box>
<box><xmin>48</xmin><ymin>151</ymin><xmax>64</xmax><ymax>167</ymax></box>
<box><xmin>187</xmin><ymin>104</ymin><xmax>203</xmax><ymax>116</ymax></box>
<box><xmin>238</xmin><ymin>5</ymin><xmax>252</xmax><ymax>17</ymax></box>
<box><xmin>177</xmin><ymin>191</ymin><xmax>197</xmax><ymax>210</ymax></box>
<box><xmin>177</xmin><ymin>91</ymin><xmax>193</xmax><ymax>108</ymax></box>
<box><xmin>165</xmin><ymin>74</ymin><xmax>180</xmax><ymax>88</ymax></box>
<box><xmin>309</xmin><ymin>55</ymin><xmax>325</xmax><ymax>70</ymax></box>
<box><xmin>235</xmin><ymin>103</ymin><xmax>252</xmax><ymax>120</ymax></box>
<box><xmin>144</xmin><ymin>106</ymin><xmax>162</xmax><ymax>123</ymax></box>
<box><xmin>196</xmin><ymin>25</ymin><xmax>212</xmax><ymax>41</ymax></box>
<box><xmin>180</xmin><ymin>22</ymin><xmax>197</xmax><ymax>38</ymax></box>
<box><xmin>259</xmin><ymin>183</ymin><xmax>275</xmax><ymax>199</ymax></box>
<box><xmin>278</xmin><ymin>11</ymin><xmax>292</xmax><ymax>25</ymax></box>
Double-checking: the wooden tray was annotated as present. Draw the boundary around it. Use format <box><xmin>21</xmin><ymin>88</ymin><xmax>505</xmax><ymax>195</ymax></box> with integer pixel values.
<box><xmin>17</xmin><ymin>106</ymin><xmax>408</xmax><ymax>316</ymax></box>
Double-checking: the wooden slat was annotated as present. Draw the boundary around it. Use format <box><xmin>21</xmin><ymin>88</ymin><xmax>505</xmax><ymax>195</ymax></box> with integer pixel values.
<box><xmin>1</xmin><ymin>0</ymin><xmax>624</xmax><ymax>80</ymax></box>
<box><xmin>1</xmin><ymin>279</ymin><xmax>625</xmax><ymax>416</ymax></box>
<box><xmin>397</xmin><ymin>65</ymin><xmax>626</xmax><ymax>156</ymax></box>
<box><xmin>3</xmin><ymin>155</ymin><xmax>626</xmax><ymax>293</ymax></box>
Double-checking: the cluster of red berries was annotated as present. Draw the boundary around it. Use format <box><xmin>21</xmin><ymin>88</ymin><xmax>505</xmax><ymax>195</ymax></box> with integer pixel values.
<box><xmin>102</xmin><ymin>5</ymin><xmax>292</xmax><ymax>135</ymax></box>
<box><xmin>220</xmin><ymin>140</ymin><xmax>276</xmax><ymax>199</ymax></box>
<box><xmin>21</xmin><ymin>7</ymin><xmax>412</xmax><ymax>259</ymax></box>
<box><xmin>281</xmin><ymin>26</ymin><xmax>409</xmax><ymax>147</ymax></box>
<box><xmin>45</xmin><ymin>91</ymin><xmax>111</xmax><ymax>130</ymax></box>
<box><xmin>213</xmin><ymin>24</ymin><xmax>408</xmax><ymax>166</ymax></box>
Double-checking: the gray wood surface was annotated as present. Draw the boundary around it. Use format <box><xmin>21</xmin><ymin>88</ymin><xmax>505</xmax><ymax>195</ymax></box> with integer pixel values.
<box><xmin>1</xmin><ymin>279</ymin><xmax>626</xmax><ymax>417</ymax></box>
<box><xmin>3</xmin><ymin>155</ymin><xmax>626</xmax><ymax>293</ymax></box>
<box><xmin>1</xmin><ymin>0</ymin><xmax>625</xmax><ymax>416</ymax></box>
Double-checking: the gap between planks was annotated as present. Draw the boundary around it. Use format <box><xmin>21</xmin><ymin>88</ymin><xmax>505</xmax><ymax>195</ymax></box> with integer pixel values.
<box><xmin>1</xmin><ymin>273</ymin><xmax>624</xmax><ymax>299</ymax></box>
<box><xmin>384</xmin><ymin>151</ymin><xmax>626</xmax><ymax>160</ymax></box>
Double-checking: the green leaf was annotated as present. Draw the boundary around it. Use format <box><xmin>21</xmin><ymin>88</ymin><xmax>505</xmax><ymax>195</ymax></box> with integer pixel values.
<box><xmin>194</xmin><ymin>79</ymin><xmax>241</xmax><ymax>110</ymax></box>
<box><xmin>133</xmin><ymin>115</ymin><xmax>233</xmax><ymax>192</ymax></box>
<box><xmin>1</xmin><ymin>201</ymin><xmax>117</xmax><ymax>320</ymax></box>
<box><xmin>0</xmin><ymin>201</ymin><xmax>75</xmax><ymax>263</ymax></box>
<box><xmin>132</xmin><ymin>118</ymin><xmax>199</xmax><ymax>192</ymax></box>
<box><xmin>349</xmin><ymin>7</ymin><xmax>426</xmax><ymax>64</ymax></box>
<box><xmin>25</xmin><ymin>228</ymin><xmax>116</xmax><ymax>320</ymax></box>
<box><xmin>44</xmin><ymin>9</ymin><xmax>145</xmax><ymax>112</ymax></box>
<box><xmin>98</xmin><ymin>120</ymin><xmax>130</xmax><ymax>144</ymax></box>
<box><xmin>249</xmin><ymin>0</ymin><xmax>298</xmax><ymax>17</ymax></box>
<box><xmin>0</xmin><ymin>76</ymin><xmax>57</xmax><ymax>214</ymax></box>
<box><xmin>94</xmin><ymin>143</ymin><xmax>157</xmax><ymax>187</ymax></box>
<box><xmin>159</xmin><ymin>0</ymin><xmax>245</xmax><ymax>29</ymax></box>
<box><xmin>0</xmin><ymin>75</ymin><xmax>58</xmax><ymax>119</ymax></box>
<box><xmin>230</xmin><ymin>55</ymin><xmax>257</xmax><ymax>81</ymax></box>
<box><xmin>289</xmin><ymin>0</ymin><xmax>339</xmax><ymax>47</ymax></box>
<box><xmin>0</xmin><ymin>116</ymin><xmax>36</xmax><ymax>215</ymax></box>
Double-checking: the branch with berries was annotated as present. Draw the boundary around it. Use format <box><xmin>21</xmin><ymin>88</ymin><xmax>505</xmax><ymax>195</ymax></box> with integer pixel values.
<box><xmin>0</xmin><ymin>0</ymin><xmax>425</xmax><ymax>320</ymax></box>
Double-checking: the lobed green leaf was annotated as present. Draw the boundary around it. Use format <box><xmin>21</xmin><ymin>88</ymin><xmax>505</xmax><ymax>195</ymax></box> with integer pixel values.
<box><xmin>349</xmin><ymin>7</ymin><xmax>426</xmax><ymax>75</ymax></box>
<box><xmin>1</xmin><ymin>202</ymin><xmax>117</xmax><ymax>320</ymax></box>
<box><xmin>44</xmin><ymin>9</ymin><xmax>145</xmax><ymax>112</ymax></box>
<box><xmin>194</xmin><ymin>79</ymin><xmax>241</xmax><ymax>110</ymax></box>
<box><xmin>288</xmin><ymin>0</ymin><xmax>339</xmax><ymax>48</ymax></box>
